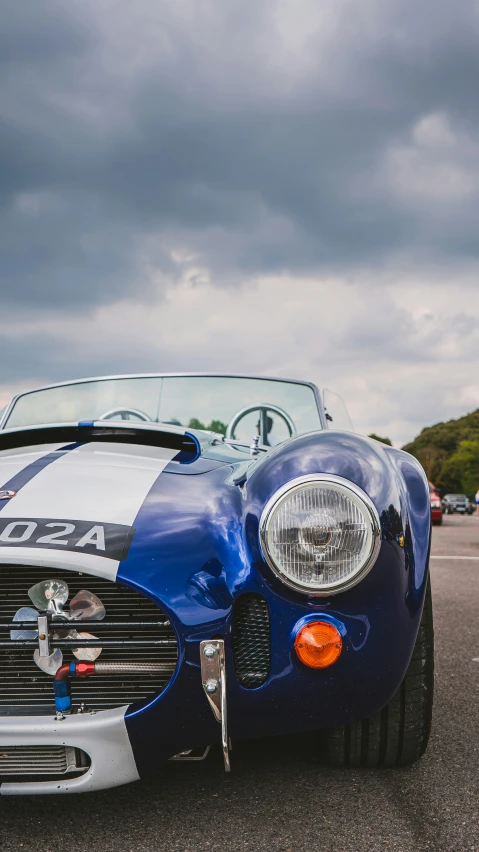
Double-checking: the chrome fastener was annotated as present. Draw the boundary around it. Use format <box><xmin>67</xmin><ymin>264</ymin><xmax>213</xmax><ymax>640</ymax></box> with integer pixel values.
<box><xmin>203</xmin><ymin>644</ymin><xmax>217</xmax><ymax>659</ymax></box>
<box><xmin>205</xmin><ymin>679</ymin><xmax>219</xmax><ymax>694</ymax></box>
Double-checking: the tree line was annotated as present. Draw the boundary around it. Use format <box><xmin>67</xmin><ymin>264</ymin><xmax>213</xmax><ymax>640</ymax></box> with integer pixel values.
<box><xmin>402</xmin><ymin>409</ymin><xmax>479</xmax><ymax>496</ymax></box>
<box><xmin>370</xmin><ymin>410</ymin><xmax>479</xmax><ymax>496</ymax></box>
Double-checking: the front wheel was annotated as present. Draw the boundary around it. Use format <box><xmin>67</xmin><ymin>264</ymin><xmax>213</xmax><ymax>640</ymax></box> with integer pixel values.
<box><xmin>320</xmin><ymin>579</ymin><xmax>434</xmax><ymax>767</ymax></box>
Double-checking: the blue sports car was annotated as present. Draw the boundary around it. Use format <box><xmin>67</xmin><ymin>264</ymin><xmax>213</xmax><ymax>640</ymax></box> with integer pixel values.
<box><xmin>0</xmin><ymin>373</ymin><xmax>433</xmax><ymax>794</ymax></box>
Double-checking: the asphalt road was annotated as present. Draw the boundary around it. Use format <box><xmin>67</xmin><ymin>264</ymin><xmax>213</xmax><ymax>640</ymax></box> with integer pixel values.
<box><xmin>1</xmin><ymin>514</ymin><xmax>478</xmax><ymax>852</ymax></box>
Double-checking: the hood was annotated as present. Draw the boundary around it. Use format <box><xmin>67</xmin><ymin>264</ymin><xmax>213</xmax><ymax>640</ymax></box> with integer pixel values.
<box><xmin>0</xmin><ymin>429</ymin><xmax>232</xmax><ymax>581</ymax></box>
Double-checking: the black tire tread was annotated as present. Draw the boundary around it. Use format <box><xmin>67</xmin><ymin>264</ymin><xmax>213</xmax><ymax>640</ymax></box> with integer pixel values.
<box><xmin>321</xmin><ymin>578</ymin><xmax>434</xmax><ymax>767</ymax></box>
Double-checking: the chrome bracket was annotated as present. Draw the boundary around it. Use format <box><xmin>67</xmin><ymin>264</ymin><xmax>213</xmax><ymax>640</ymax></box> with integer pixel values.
<box><xmin>200</xmin><ymin>639</ymin><xmax>230</xmax><ymax>772</ymax></box>
<box><xmin>170</xmin><ymin>746</ymin><xmax>211</xmax><ymax>762</ymax></box>
<box><xmin>37</xmin><ymin>615</ymin><xmax>50</xmax><ymax>656</ymax></box>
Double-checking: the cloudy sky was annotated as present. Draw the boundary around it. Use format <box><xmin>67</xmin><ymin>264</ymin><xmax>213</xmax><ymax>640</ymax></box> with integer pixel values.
<box><xmin>1</xmin><ymin>0</ymin><xmax>479</xmax><ymax>445</ymax></box>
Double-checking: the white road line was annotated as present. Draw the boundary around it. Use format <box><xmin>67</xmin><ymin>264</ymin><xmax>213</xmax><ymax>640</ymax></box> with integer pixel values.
<box><xmin>473</xmin><ymin>659</ymin><xmax>479</xmax><ymax>663</ymax></box>
<box><xmin>430</xmin><ymin>555</ymin><xmax>479</xmax><ymax>560</ymax></box>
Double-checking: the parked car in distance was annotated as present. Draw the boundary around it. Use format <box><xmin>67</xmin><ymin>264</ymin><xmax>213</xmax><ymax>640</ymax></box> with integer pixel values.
<box><xmin>429</xmin><ymin>482</ymin><xmax>443</xmax><ymax>526</ymax></box>
<box><xmin>442</xmin><ymin>494</ymin><xmax>474</xmax><ymax>515</ymax></box>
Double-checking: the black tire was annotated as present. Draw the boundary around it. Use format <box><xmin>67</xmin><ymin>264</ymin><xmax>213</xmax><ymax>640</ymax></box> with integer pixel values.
<box><xmin>320</xmin><ymin>579</ymin><xmax>434</xmax><ymax>768</ymax></box>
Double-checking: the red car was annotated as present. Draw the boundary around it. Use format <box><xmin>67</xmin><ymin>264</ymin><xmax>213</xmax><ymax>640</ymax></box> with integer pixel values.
<box><xmin>429</xmin><ymin>481</ymin><xmax>443</xmax><ymax>525</ymax></box>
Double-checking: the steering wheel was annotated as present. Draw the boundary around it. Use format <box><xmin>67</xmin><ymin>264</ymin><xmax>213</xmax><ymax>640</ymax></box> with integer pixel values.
<box><xmin>226</xmin><ymin>404</ymin><xmax>296</xmax><ymax>446</ymax></box>
<box><xmin>98</xmin><ymin>407</ymin><xmax>151</xmax><ymax>422</ymax></box>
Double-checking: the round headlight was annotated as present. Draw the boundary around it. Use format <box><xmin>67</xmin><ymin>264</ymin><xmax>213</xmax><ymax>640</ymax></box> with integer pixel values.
<box><xmin>260</xmin><ymin>475</ymin><xmax>381</xmax><ymax>595</ymax></box>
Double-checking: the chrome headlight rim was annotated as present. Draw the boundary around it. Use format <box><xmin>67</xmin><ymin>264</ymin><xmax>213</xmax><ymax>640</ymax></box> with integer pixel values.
<box><xmin>259</xmin><ymin>474</ymin><xmax>382</xmax><ymax>597</ymax></box>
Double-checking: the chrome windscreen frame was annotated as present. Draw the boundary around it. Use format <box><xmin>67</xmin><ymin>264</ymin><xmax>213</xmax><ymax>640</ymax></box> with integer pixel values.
<box><xmin>0</xmin><ymin>372</ymin><xmax>328</xmax><ymax>432</ymax></box>
<box><xmin>259</xmin><ymin>474</ymin><xmax>382</xmax><ymax>597</ymax></box>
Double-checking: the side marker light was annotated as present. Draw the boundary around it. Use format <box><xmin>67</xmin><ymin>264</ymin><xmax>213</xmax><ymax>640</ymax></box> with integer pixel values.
<box><xmin>294</xmin><ymin>621</ymin><xmax>342</xmax><ymax>669</ymax></box>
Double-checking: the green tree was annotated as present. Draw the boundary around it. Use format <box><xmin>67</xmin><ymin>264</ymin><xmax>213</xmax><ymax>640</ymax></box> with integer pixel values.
<box><xmin>207</xmin><ymin>419</ymin><xmax>227</xmax><ymax>435</ymax></box>
<box><xmin>438</xmin><ymin>439</ymin><xmax>479</xmax><ymax>496</ymax></box>
<box><xmin>188</xmin><ymin>417</ymin><xmax>206</xmax><ymax>431</ymax></box>
<box><xmin>187</xmin><ymin>417</ymin><xmax>227</xmax><ymax>434</ymax></box>
<box><xmin>403</xmin><ymin>409</ymin><xmax>479</xmax><ymax>458</ymax></box>
<box><xmin>412</xmin><ymin>445</ymin><xmax>448</xmax><ymax>485</ymax></box>
<box><xmin>368</xmin><ymin>433</ymin><xmax>392</xmax><ymax>446</ymax></box>
<box><xmin>403</xmin><ymin>408</ymin><xmax>479</xmax><ymax>491</ymax></box>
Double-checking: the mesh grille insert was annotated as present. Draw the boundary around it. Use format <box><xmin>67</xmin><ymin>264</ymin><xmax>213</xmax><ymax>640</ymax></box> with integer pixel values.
<box><xmin>0</xmin><ymin>745</ymin><xmax>89</xmax><ymax>780</ymax></box>
<box><xmin>233</xmin><ymin>593</ymin><xmax>270</xmax><ymax>688</ymax></box>
<box><xmin>0</xmin><ymin>565</ymin><xmax>178</xmax><ymax>714</ymax></box>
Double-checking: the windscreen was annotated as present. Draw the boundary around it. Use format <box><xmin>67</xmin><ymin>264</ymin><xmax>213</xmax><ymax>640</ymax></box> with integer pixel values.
<box><xmin>4</xmin><ymin>376</ymin><xmax>322</xmax><ymax>444</ymax></box>
<box><xmin>323</xmin><ymin>388</ymin><xmax>354</xmax><ymax>431</ymax></box>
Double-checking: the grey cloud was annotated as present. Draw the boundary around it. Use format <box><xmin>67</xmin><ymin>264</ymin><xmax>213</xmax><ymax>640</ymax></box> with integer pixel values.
<box><xmin>0</xmin><ymin>326</ymin><xmax>179</xmax><ymax>387</ymax></box>
<box><xmin>2</xmin><ymin>0</ymin><xmax>479</xmax><ymax>447</ymax></box>
<box><xmin>0</xmin><ymin>1</ymin><xmax>91</xmax><ymax>65</ymax></box>
<box><xmin>339</xmin><ymin>310</ymin><xmax>479</xmax><ymax>365</ymax></box>
<box><xmin>2</xmin><ymin>0</ymin><xmax>479</xmax><ymax>313</ymax></box>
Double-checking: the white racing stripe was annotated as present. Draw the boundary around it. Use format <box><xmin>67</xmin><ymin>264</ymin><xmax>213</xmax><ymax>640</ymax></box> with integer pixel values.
<box><xmin>0</xmin><ymin>548</ymin><xmax>128</xmax><ymax>582</ymax></box>
<box><xmin>0</xmin><ymin>441</ymin><xmax>178</xmax><ymax>579</ymax></box>
<box><xmin>0</xmin><ymin>442</ymin><xmax>177</xmax><ymax>526</ymax></box>
<box><xmin>0</xmin><ymin>443</ymin><xmax>70</xmax><ymax>486</ymax></box>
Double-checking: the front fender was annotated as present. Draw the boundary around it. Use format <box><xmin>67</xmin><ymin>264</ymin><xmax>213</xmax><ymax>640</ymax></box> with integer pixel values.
<box><xmin>122</xmin><ymin>432</ymin><xmax>431</xmax><ymax>774</ymax></box>
<box><xmin>239</xmin><ymin>430</ymin><xmax>431</xmax><ymax>711</ymax></box>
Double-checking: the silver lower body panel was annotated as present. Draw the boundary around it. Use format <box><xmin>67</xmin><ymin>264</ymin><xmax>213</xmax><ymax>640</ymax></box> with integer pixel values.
<box><xmin>0</xmin><ymin>706</ymin><xmax>139</xmax><ymax>794</ymax></box>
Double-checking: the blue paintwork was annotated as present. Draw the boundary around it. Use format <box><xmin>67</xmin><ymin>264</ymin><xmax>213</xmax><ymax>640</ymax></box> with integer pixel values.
<box><xmin>0</xmin><ymin>419</ymin><xmax>431</xmax><ymax>777</ymax></box>
<box><xmin>114</xmin><ymin>429</ymin><xmax>431</xmax><ymax>778</ymax></box>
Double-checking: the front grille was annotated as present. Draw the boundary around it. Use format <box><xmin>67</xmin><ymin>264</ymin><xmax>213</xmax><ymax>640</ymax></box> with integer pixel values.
<box><xmin>0</xmin><ymin>745</ymin><xmax>89</xmax><ymax>780</ymax></box>
<box><xmin>233</xmin><ymin>593</ymin><xmax>271</xmax><ymax>688</ymax></box>
<box><xmin>0</xmin><ymin>565</ymin><xmax>178</xmax><ymax>713</ymax></box>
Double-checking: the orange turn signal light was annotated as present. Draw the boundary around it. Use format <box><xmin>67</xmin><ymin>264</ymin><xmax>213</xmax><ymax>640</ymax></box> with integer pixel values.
<box><xmin>294</xmin><ymin>621</ymin><xmax>342</xmax><ymax>669</ymax></box>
